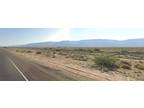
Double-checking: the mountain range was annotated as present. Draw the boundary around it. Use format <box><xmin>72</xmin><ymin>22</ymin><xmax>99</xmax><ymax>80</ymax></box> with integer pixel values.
<box><xmin>21</xmin><ymin>39</ymin><xmax>144</xmax><ymax>47</ymax></box>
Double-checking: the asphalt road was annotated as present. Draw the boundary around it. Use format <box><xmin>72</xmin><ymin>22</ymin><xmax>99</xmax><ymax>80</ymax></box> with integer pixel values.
<box><xmin>0</xmin><ymin>49</ymin><xmax>96</xmax><ymax>81</ymax></box>
<box><xmin>0</xmin><ymin>50</ymin><xmax>25</xmax><ymax>81</ymax></box>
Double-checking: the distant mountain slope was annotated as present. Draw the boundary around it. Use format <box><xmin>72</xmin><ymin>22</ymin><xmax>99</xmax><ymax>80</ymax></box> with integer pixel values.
<box><xmin>21</xmin><ymin>39</ymin><xmax>144</xmax><ymax>47</ymax></box>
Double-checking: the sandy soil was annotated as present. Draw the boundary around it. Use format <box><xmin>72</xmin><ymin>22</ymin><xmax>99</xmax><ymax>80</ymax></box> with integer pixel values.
<box><xmin>8</xmin><ymin>48</ymin><xmax>129</xmax><ymax>80</ymax></box>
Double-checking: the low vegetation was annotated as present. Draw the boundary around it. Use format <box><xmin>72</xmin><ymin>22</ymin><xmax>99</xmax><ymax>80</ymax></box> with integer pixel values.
<box><xmin>94</xmin><ymin>53</ymin><xmax>118</xmax><ymax>71</ymax></box>
<box><xmin>10</xmin><ymin>47</ymin><xmax>144</xmax><ymax>80</ymax></box>
<box><xmin>119</xmin><ymin>60</ymin><xmax>132</xmax><ymax>70</ymax></box>
<box><xmin>135</xmin><ymin>64</ymin><xmax>144</xmax><ymax>70</ymax></box>
<box><xmin>36</xmin><ymin>51</ymin><xmax>42</xmax><ymax>54</ymax></box>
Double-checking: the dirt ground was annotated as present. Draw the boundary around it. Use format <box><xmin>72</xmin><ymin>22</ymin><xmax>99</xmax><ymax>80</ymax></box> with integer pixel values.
<box><xmin>6</xmin><ymin>48</ymin><xmax>131</xmax><ymax>81</ymax></box>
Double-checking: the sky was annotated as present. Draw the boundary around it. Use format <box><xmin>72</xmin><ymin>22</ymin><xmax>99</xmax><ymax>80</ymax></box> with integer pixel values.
<box><xmin>0</xmin><ymin>28</ymin><xmax>144</xmax><ymax>46</ymax></box>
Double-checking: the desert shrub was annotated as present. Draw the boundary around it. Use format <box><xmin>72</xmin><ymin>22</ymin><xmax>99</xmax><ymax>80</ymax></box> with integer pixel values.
<box><xmin>121</xmin><ymin>50</ymin><xmax>129</xmax><ymax>55</ymax></box>
<box><xmin>71</xmin><ymin>54</ymin><xmax>88</xmax><ymax>61</ymax></box>
<box><xmin>139</xmin><ymin>60</ymin><xmax>144</xmax><ymax>63</ymax></box>
<box><xmin>53</xmin><ymin>51</ymin><xmax>56</xmax><ymax>55</ymax></box>
<box><xmin>52</xmin><ymin>52</ymin><xmax>56</xmax><ymax>58</ymax></box>
<box><xmin>16</xmin><ymin>50</ymin><xmax>19</xmax><ymax>52</ymax></box>
<box><xmin>94</xmin><ymin>48</ymin><xmax>100</xmax><ymax>52</ymax></box>
<box><xmin>36</xmin><ymin>51</ymin><xmax>42</xmax><ymax>54</ymax></box>
<box><xmin>26</xmin><ymin>50</ymin><xmax>32</xmax><ymax>53</ymax></box>
<box><xmin>58</xmin><ymin>51</ymin><xmax>67</xmax><ymax>56</ymax></box>
<box><xmin>65</xmin><ymin>55</ymin><xmax>70</xmax><ymax>58</ymax></box>
<box><xmin>21</xmin><ymin>50</ymin><xmax>27</xmax><ymax>53</ymax></box>
<box><xmin>120</xmin><ymin>60</ymin><xmax>132</xmax><ymax>70</ymax></box>
<box><xmin>120</xmin><ymin>60</ymin><xmax>131</xmax><ymax>66</ymax></box>
<box><xmin>76</xmin><ymin>48</ymin><xmax>85</xmax><ymax>52</ymax></box>
<box><xmin>65</xmin><ymin>54</ymin><xmax>72</xmax><ymax>58</ymax></box>
<box><xmin>46</xmin><ymin>53</ymin><xmax>51</xmax><ymax>57</ymax></box>
<box><xmin>55</xmin><ymin>49</ymin><xmax>61</xmax><ymax>52</ymax></box>
<box><xmin>52</xmin><ymin>54</ymin><xmax>56</xmax><ymax>58</ymax></box>
<box><xmin>94</xmin><ymin>54</ymin><xmax>117</xmax><ymax>71</ymax></box>
<box><xmin>121</xmin><ymin>64</ymin><xmax>131</xmax><ymax>69</ymax></box>
<box><xmin>45</xmin><ymin>51</ymin><xmax>56</xmax><ymax>58</ymax></box>
<box><xmin>80</xmin><ymin>56</ymin><xmax>88</xmax><ymax>61</ymax></box>
<box><xmin>135</xmin><ymin>64</ymin><xmax>144</xmax><ymax>70</ymax></box>
<box><xmin>87</xmin><ymin>49</ymin><xmax>94</xmax><ymax>53</ymax></box>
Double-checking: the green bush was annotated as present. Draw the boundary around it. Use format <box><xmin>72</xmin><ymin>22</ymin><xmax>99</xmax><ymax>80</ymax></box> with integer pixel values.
<box><xmin>94</xmin><ymin>54</ymin><xmax>117</xmax><ymax>71</ymax></box>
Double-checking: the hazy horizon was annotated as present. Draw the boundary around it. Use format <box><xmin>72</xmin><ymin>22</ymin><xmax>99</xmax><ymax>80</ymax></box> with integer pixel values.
<box><xmin>0</xmin><ymin>28</ymin><xmax>144</xmax><ymax>46</ymax></box>
<box><xmin>26</xmin><ymin>38</ymin><xmax>144</xmax><ymax>44</ymax></box>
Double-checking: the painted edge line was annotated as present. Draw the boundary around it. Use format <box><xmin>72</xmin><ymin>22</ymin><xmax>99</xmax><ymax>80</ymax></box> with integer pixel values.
<box><xmin>8</xmin><ymin>57</ymin><xmax>29</xmax><ymax>81</ymax></box>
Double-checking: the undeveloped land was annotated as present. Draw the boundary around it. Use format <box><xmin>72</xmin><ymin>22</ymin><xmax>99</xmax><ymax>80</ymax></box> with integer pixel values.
<box><xmin>6</xmin><ymin>47</ymin><xmax>144</xmax><ymax>80</ymax></box>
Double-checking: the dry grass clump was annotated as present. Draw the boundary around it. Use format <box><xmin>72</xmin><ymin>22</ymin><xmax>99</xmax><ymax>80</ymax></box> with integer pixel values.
<box><xmin>16</xmin><ymin>50</ymin><xmax>20</xmax><ymax>52</ymax></box>
<box><xmin>71</xmin><ymin>54</ymin><xmax>88</xmax><ymax>61</ymax></box>
<box><xmin>19</xmin><ymin>50</ymin><xmax>26</xmax><ymax>53</ymax></box>
<box><xmin>119</xmin><ymin>60</ymin><xmax>132</xmax><ymax>70</ymax></box>
<box><xmin>121</xmin><ymin>65</ymin><xmax>131</xmax><ymax>70</ymax></box>
<box><xmin>26</xmin><ymin>50</ymin><xmax>32</xmax><ymax>53</ymax></box>
<box><xmin>15</xmin><ymin>49</ymin><xmax>32</xmax><ymax>53</ymax></box>
<box><xmin>139</xmin><ymin>60</ymin><xmax>144</xmax><ymax>63</ymax></box>
<box><xmin>120</xmin><ymin>50</ymin><xmax>129</xmax><ymax>55</ymax></box>
<box><xmin>135</xmin><ymin>64</ymin><xmax>144</xmax><ymax>70</ymax></box>
<box><xmin>58</xmin><ymin>51</ymin><xmax>67</xmax><ymax>56</ymax></box>
<box><xmin>45</xmin><ymin>51</ymin><xmax>57</xmax><ymax>58</ymax></box>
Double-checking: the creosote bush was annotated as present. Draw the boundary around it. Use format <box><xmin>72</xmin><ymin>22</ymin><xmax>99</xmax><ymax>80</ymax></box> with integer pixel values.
<box><xmin>94</xmin><ymin>53</ymin><xmax>118</xmax><ymax>71</ymax></box>
<box><xmin>36</xmin><ymin>51</ymin><xmax>42</xmax><ymax>54</ymax></box>
<box><xmin>27</xmin><ymin>50</ymin><xmax>32</xmax><ymax>53</ymax></box>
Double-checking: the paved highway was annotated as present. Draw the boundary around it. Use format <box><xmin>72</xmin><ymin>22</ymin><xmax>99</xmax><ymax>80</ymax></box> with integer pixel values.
<box><xmin>0</xmin><ymin>49</ymin><xmax>98</xmax><ymax>81</ymax></box>
<box><xmin>0</xmin><ymin>50</ymin><xmax>26</xmax><ymax>81</ymax></box>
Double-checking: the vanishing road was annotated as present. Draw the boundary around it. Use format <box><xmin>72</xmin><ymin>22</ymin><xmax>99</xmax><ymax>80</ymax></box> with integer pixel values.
<box><xmin>0</xmin><ymin>48</ymin><xmax>100</xmax><ymax>81</ymax></box>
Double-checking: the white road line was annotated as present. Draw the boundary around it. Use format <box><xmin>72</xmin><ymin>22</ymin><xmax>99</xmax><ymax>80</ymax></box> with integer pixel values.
<box><xmin>8</xmin><ymin>57</ymin><xmax>29</xmax><ymax>81</ymax></box>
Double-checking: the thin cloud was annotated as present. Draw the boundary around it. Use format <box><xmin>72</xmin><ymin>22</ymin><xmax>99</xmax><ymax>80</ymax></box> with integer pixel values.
<box><xmin>46</xmin><ymin>29</ymin><xmax>72</xmax><ymax>41</ymax></box>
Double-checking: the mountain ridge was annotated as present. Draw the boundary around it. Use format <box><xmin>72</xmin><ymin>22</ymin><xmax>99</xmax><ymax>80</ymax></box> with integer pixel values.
<box><xmin>20</xmin><ymin>38</ymin><xmax>144</xmax><ymax>47</ymax></box>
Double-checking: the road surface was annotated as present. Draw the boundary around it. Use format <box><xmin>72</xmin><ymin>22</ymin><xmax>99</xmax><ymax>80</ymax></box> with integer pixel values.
<box><xmin>0</xmin><ymin>48</ymin><xmax>99</xmax><ymax>81</ymax></box>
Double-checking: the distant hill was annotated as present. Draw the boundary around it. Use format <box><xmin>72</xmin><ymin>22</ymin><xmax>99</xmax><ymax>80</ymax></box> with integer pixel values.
<box><xmin>21</xmin><ymin>39</ymin><xmax>144</xmax><ymax>47</ymax></box>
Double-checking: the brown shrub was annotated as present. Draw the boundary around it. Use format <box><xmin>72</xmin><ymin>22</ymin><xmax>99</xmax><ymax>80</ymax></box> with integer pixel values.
<box><xmin>71</xmin><ymin>54</ymin><xmax>88</xmax><ymax>61</ymax></box>
<box><xmin>121</xmin><ymin>60</ymin><xmax>131</xmax><ymax>66</ymax></box>
<box><xmin>120</xmin><ymin>60</ymin><xmax>132</xmax><ymax>70</ymax></box>
<box><xmin>26</xmin><ymin>50</ymin><xmax>32</xmax><ymax>53</ymax></box>
<box><xmin>139</xmin><ymin>60</ymin><xmax>144</xmax><ymax>63</ymax></box>
<box><xmin>16</xmin><ymin>50</ymin><xmax>19</xmax><ymax>52</ymax></box>
<box><xmin>135</xmin><ymin>64</ymin><xmax>144</xmax><ymax>70</ymax></box>
<box><xmin>36</xmin><ymin>51</ymin><xmax>42</xmax><ymax>54</ymax></box>
<box><xmin>121</xmin><ymin>65</ymin><xmax>131</xmax><ymax>69</ymax></box>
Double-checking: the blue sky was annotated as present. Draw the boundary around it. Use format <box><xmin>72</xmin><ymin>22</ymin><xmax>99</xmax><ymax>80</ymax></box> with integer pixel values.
<box><xmin>0</xmin><ymin>28</ymin><xmax>59</xmax><ymax>46</ymax></box>
<box><xmin>0</xmin><ymin>28</ymin><xmax>144</xmax><ymax>46</ymax></box>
